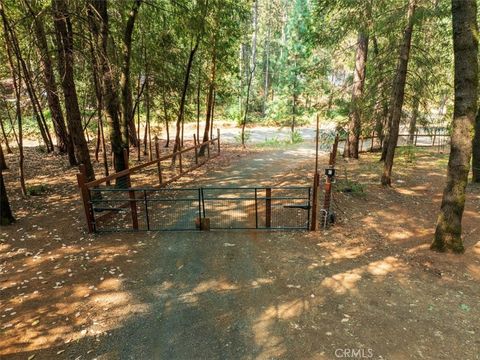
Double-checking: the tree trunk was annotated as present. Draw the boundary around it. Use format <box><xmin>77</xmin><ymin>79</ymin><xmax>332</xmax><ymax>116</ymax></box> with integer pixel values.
<box><xmin>4</xmin><ymin>3</ymin><xmax>53</xmax><ymax>153</ymax></box>
<box><xmin>162</xmin><ymin>90</ymin><xmax>170</xmax><ymax>147</ymax></box>
<box><xmin>120</xmin><ymin>0</ymin><xmax>142</xmax><ymax>149</ymax></box>
<box><xmin>53</xmin><ymin>0</ymin><xmax>95</xmax><ymax>182</ymax></box>
<box><xmin>0</xmin><ymin>117</ymin><xmax>11</xmax><ymax>153</ymax></box>
<box><xmin>174</xmin><ymin>40</ymin><xmax>199</xmax><ymax>155</ymax></box>
<box><xmin>432</xmin><ymin>0</ymin><xmax>478</xmax><ymax>252</ymax></box>
<box><xmin>88</xmin><ymin>0</ymin><xmax>126</xmax><ymax>178</ymax></box>
<box><xmin>472</xmin><ymin>109</ymin><xmax>480</xmax><ymax>182</ymax></box>
<box><xmin>372</xmin><ymin>34</ymin><xmax>387</xmax><ymax>151</ymax></box>
<box><xmin>0</xmin><ymin>143</ymin><xmax>7</xmax><ymax>170</ymax></box>
<box><xmin>241</xmin><ymin>0</ymin><xmax>258</xmax><ymax>147</ymax></box>
<box><xmin>210</xmin><ymin>89</ymin><xmax>215</xmax><ymax>140</ymax></box>
<box><xmin>1</xmin><ymin>1</ymin><xmax>27</xmax><ymax>196</ymax></box>
<box><xmin>381</xmin><ymin>0</ymin><xmax>416</xmax><ymax>186</ymax></box>
<box><xmin>408</xmin><ymin>97</ymin><xmax>420</xmax><ymax>144</ymax></box>
<box><xmin>0</xmin><ymin>169</ymin><xmax>14</xmax><ymax>225</ymax></box>
<box><xmin>25</xmin><ymin>0</ymin><xmax>75</xmax><ymax>163</ymax></box>
<box><xmin>262</xmin><ymin>0</ymin><xmax>270</xmax><ymax>116</ymax></box>
<box><xmin>346</xmin><ymin>31</ymin><xmax>369</xmax><ymax>159</ymax></box>
<box><xmin>196</xmin><ymin>65</ymin><xmax>201</xmax><ymax>142</ymax></box>
<box><xmin>199</xmin><ymin>46</ymin><xmax>216</xmax><ymax>157</ymax></box>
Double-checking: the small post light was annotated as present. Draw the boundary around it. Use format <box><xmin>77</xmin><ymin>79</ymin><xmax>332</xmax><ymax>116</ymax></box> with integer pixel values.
<box><xmin>325</xmin><ymin>167</ymin><xmax>336</xmax><ymax>178</ymax></box>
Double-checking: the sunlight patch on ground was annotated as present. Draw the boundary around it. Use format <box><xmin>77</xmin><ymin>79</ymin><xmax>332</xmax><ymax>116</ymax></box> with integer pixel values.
<box><xmin>192</xmin><ymin>279</ymin><xmax>239</xmax><ymax>294</ymax></box>
<box><xmin>253</xmin><ymin>299</ymin><xmax>310</xmax><ymax>359</ymax></box>
<box><xmin>366</xmin><ymin>257</ymin><xmax>406</xmax><ymax>276</ymax></box>
<box><xmin>321</xmin><ymin>256</ymin><xmax>407</xmax><ymax>294</ymax></box>
<box><xmin>321</xmin><ymin>271</ymin><xmax>363</xmax><ymax>295</ymax></box>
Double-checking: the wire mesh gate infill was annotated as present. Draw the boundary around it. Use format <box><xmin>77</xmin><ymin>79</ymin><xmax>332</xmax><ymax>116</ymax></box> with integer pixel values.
<box><xmin>88</xmin><ymin>186</ymin><xmax>311</xmax><ymax>232</ymax></box>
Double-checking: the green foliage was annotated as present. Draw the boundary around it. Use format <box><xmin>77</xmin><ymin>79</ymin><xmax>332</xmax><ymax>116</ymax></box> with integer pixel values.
<box><xmin>398</xmin><ymin>145</ymin><xmax>417</xmax><ymax>164</ymax></box>
<box><xmin>26</xmin><ymin>184</ymin><xmax>49</xmax><ymax>196</ymax></box>
<box><xmin>290</xmin><ymin>130</ymin><xmax>303</xmax><ymax>144</ymax></box>
<box><xmin>234</xmin><ymin>130</ymin><xmax>251</xmax><ymax>144</ymax></box>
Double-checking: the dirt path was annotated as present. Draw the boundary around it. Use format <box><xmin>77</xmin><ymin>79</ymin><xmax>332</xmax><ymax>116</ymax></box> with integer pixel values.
<box><xmin>94</xmin><ymin>142</ymin><xmax>322</xmax><ymax>359</ymax></box>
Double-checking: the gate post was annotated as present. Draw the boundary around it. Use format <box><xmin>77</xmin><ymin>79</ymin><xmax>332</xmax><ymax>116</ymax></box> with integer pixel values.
<box><xmin>77</xmin><ymin>167</ymin><xmax>94</xmax><ymax>233</ymax></box>
<box><xmin>266</xmin><ymin>188</ymin><xmax>272</xmax><ymax>228</ymax></box>
<box><xmin>310</xmin><ymin>174</ymin><xmax>318</xmax><ymax>231</ymax></box>
<box><xmin>217</xmin><ymin>128</ymin><xmax>221</xmax><ymax>154</ymax></box>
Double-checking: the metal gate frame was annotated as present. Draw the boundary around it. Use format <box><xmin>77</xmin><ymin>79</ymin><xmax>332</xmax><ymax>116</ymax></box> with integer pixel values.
<box><xmin>86</xmin><ymin>186</ymin><xmax>312</xmax><ymax>232</ymax></box>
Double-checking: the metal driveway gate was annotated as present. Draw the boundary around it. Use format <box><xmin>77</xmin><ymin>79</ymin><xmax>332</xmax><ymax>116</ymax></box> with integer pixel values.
<box><xmin>87</xmin><ymin>186</ymin><xmax>311</xmax><ymax>232</ymax></box>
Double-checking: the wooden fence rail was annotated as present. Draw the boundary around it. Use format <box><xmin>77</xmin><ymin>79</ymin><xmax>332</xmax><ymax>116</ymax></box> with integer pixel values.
<box><xmin>77</xmin><ymin>129</ymin><xmax>221</xmax><ymax>232</ymax></box>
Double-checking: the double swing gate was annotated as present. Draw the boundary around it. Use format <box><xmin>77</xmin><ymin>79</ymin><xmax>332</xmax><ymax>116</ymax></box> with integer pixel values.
<box><xmin>86</xmin><ymin>186</ymin><xmax>312</xmax><ymax>232</ymax></box>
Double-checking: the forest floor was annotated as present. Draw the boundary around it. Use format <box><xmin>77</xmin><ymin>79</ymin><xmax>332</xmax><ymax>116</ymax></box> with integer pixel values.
<box><xmin>1</xmin><ymin>141</ymin><xmax>479</xmax><ymax>359</ymax></box>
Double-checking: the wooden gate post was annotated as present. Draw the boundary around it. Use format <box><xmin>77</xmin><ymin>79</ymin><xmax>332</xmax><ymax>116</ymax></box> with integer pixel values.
<box><xmin>322</xmin><ymin>178</ymin><xmax>332</xmax><ymax>228</ymax></box>
<box><xmin>77</xmin><ymin>167</ymin><xmax>94</xmax><ymax>233</ymax></box>
<box><xmin>266</xmin><ymin>187</ymin><xmax>272</xmax><ymax>228</ymax></box>
<box><xmin>123</xmin><ymin>149</ymin><xmax>138</xmax><ymax>230</ymax></box>
<box><xmin>217</xmin><ymin>128</ymin><xmax>221</xmax><ymax>154</ymax></box>
<box><xmin>310</xmin><ymin>173</ymin><xmax>318</xmax><ymax>231</ymax></box>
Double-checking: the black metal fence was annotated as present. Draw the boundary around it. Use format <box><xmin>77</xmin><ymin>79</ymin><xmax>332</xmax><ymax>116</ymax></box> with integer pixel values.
<box><xmin>88</xmin><ymin>186</ymin><xmax>311</xmax><ymax>232</ymax></box>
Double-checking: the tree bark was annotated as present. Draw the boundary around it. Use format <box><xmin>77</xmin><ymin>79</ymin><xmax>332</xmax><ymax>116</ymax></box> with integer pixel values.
<box><xmin>120</xmin><ymin>0</ymin><xmax>142</xmax><ymax>149</ymax></box>
<box><xmin>381</xmin><ymin>0</ymin><xmax>416</xmax><ymax>186</ymax></box>
<box><xmin>0</xmin><ymin>117</ymin><xmax>11</xmax><ymax>153</ymax></box>
<box><xmin>472</xmin><ymin>109</ymin><xmax>480</xmax><ymax>182</ymax></box>
<box><xmin>432</xmin><ymin>0</ymin><xmax>478</xmax><ymax>252</ymax></box>
<box><xmin>0</xmin><ymin>168</ymin><xmax>14</xmax><ymax>225</ymax></box>
<box><xmin>0</xmin><ymin>143</ymin><xmax>7</xmax><ymax>170</ymax></box>
<box><xmin>53</xmin><ymin>0</ymin><xmax>95</xmax><ymax>181</ymax></box>
<box><xmin>346</xmin><ymin>31</ymin><xmax>369</xmax><ymax>159</ymax></box>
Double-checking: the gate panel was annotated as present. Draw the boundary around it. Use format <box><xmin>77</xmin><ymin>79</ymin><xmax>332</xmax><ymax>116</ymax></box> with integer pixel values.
<box><xmin>89</xmin><ymin>188</ymin><xmax>201</xmax><ymax>232</ymax></box>
<box><xmin>88</xmin><ymin>186</ymin><xmax>311</xmax><ymax>232</ymax></box>
<box><xmin>202</xmin><ymin>187</ymin><xmax>311</xmax><ymax>230</ymax></box>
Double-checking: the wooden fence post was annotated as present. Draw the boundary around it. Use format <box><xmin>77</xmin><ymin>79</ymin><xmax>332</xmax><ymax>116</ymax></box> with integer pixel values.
<box><xmin>77</xmin><ymin>168</ymin><xmax>94</xmax><ymax>233</ymax></box>
<box><xmin>123</xmin><ymin>149</ymin><xmax>138</xmax><ymax>230</ymax></box>
<box><xmin>266</xmin><ymin>187</ymin><xmax>272</xmax><ymax>228</ymax></box>
<box><xmin>155</xmin><ymin>136</ymin><xmax>163</xmax><ymax>185</ymax></box>
<box><xmin>193</xmin><ymin>134</ymin><xmax>199</xmax><ymax>164</ymax></box>
<box><xmin>310</xmin><ymin>172</ymin><xmax>318</xmax><ymax>231</ymax></box>
<box><xmin>217</xmin><ymin>128</ymin><xmax>221</xmax><ymax>154</ymax></box>
<box><xmin>322</xmin><ymin>178</ymin><xmax>332</xmax><ymax>228</ymax></box>
<box><xmin>414</xmin><ymin>130</ymin><xmax>418</xmax><ymax>146</ymax></box>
